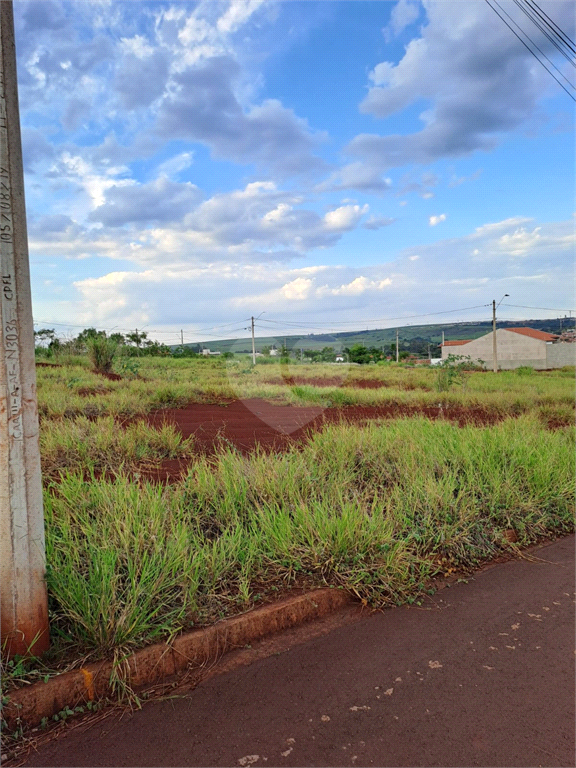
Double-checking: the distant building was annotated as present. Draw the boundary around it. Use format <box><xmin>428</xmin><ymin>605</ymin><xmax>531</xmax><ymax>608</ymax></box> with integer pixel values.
<box><xmin>441</xmin><ymin>327</ymin><xmax>575</xmax><ymax>370</ymax></box>
<box><xmin>335</xmin><ymin>354</ymin><xmax>345</xmax><ymax>362</ymax></box>
<box><xmin>201</xmin><ymin>348</ymin><xmax>221</xmax><ymax>356</ymax></box>
<box><xmin>269</xmin><ymin>348</ymin><xmax>280</xmax><ymax>357</ymax></box>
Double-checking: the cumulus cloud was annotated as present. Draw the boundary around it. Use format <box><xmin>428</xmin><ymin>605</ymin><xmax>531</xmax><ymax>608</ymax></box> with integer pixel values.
<box><xmin>363</xmin><ymin>216</ymin><xmax>396</xmax><ymax>230</ymax></box>
<box><xmin>317</xmin><ymin>162</ymin><xmax>392</xmax><ymax>194</ymax></box>
<box><xmin>155</xmin><ymin>56</ymin><xmax>328</xmax><ymax>178</ymax></box>
<box><xmin>429</xmin><ymin>213</ymin><xmax>446</xmax><ymax>226</ymax></box>
<box><xmin>383</xmin><ymin>0</ymin><xmax>421</xmax><ymax>42</ymax></box>
<box><xmin>337</xmin><ymin>1</ymin><xmax>575</xmax><ymax>184</ymax></box>
<box><xmin>323</xmin><ymin>204</ymin><xmax>369</xmax><ymax>231</ymax></box>
<box><xmin>57</xmin><ymin>216</ymin><xmax>573</xmax><ymax>334</ymax></box>
<box><xmin>114</xmin><ymin>50</ymin><xmax>170</xmax><ymax>109</ymax></box>
<box><xmin>29</xmin><ymin>180</ymin><xmax>371</xmax><ymax>265</ymax></box>
<box><xmin>89</xmin><ymin>177</ymin><xmax>202</xmax><ymax>227</ymax></box>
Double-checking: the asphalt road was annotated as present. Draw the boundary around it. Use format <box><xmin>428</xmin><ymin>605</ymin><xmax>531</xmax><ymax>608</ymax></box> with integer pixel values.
<box><xmin>21</xmin><ymin>535</ymin><xmax>575</xmax><ymax>768</ymax></box>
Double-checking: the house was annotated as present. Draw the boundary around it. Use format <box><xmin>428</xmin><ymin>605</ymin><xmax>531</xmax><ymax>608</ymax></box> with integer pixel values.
<box><xmin>441</xmin><ymin>327</ymin><xmax>575</xmax><ymax>370</ymax></box>
<box><xmin>201</xmin><ymin>348</ymin><xmax>221</xmax><ymax>356</ymax></box>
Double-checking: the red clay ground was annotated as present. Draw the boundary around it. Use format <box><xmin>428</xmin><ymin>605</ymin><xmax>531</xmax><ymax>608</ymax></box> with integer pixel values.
<box><xmin>143</xmin><ymin>398</ymin><xmax>505</xmax><ymax>480</ymax></box>
<box><xmin>260</xmin><ymin>376</ymin><xmax>429</xmax><ymax>390</ymax></box>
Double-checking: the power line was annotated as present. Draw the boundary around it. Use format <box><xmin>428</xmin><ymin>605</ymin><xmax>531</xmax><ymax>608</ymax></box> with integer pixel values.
<box><xmin>501</xmin><ymin>303</ymin><xmax>575</xmax><ymax>312</ymax></box>
<box><xmin>484</xmin><ymin>0</ymin><xmax>576</xmax><ymax>101</ymax></box>
<box><xmin>512</xmin><ymin>0</ymin><xmax>576</xmax><ymax>67</ymax></box>
<box><xmin>524</xmin><ymin>0</ymin><xmax>576</xmax><ymax>55</ymax></box>
<box><xmin>255</xmin><ymin>304</ymin><xmax>493</xmax><ymax>329</ymax></box>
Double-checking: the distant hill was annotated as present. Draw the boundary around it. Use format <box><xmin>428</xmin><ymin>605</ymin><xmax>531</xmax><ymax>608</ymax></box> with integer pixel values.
<box><xmin>178</xmin><ymin>317</ymin><xmax>574</xmax><ymax>356</ymax></box>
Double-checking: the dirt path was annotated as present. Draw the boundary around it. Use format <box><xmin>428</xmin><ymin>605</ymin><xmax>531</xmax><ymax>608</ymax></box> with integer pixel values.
<box><xmin>20</xmin><ymin>535</ymin><xmax>575</xmax><ymax>767</ymax></box>
<box><xmin>143</xmin><ymin>398</ymin><xmax>505</xmax><ymax>479</ymax></box>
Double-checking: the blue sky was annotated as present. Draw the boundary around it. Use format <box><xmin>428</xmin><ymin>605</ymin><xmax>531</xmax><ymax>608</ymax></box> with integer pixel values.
<box><xmin>16</xmin><ymin>0</ymin><xmax>575</xmax><ymax>345</ymax></box>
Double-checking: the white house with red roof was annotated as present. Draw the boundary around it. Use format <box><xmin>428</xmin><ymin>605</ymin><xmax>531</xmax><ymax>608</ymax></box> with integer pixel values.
<box><xmin>441</xmin><ymin>327</ymin><xmax>575</xmax><ymax>370</ymax></box>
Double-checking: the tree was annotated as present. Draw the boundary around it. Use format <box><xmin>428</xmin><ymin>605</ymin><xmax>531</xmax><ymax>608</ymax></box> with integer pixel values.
<box><xmin>125</xmin><ymin>330</ymin><xmax>149</xmax><ymax>351</ymax></box>
<box><xmin>76</xmin><ymin>327</ymin><xmax>106</xmax><ymax>346</ymax></box>
<box><xmin>34</xmin><ymin>328</ymin><xmax>56</xmax><ymax>347</ymax></box>
<box><xmin>109</xmin><ymin>332</ymin><xmax>126</xmax><ymax>346</ymax></box>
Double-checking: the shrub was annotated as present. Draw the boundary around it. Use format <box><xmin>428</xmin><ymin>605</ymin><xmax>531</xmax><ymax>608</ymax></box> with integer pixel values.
<box><xmin>86</xmin><ymin>336</ymin><xmax>118</xmax><ymax>374</ymax></box>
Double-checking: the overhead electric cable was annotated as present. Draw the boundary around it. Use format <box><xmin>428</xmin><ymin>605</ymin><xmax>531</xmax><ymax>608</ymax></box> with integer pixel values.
<box><xmin>484</xmin><ymin>0</ymin><xmax>576</xmax><ymax>100</ymax></box>
<box><xmin>524</xmin><ymin>0</ymin><xmax>576</xmax><ymax>54</ymax></box>
<box><xmin>501</xmin><ymin>303</ymin><xmax>575</xmax><ymax>312</ymax></box>
<box><xmin>512</xmin><ymin>0</ymin><xmax>576</xmax><ymax>66</ymax></box>
<box><xmin>255</xmin><ymin>303</ymin><xmax>492</xmax><ymax>328</ymax></box>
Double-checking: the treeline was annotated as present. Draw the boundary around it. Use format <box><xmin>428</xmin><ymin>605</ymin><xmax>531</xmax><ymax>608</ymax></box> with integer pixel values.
<box><xmin>35</xmin><ymin>327</ymin><xmax>442</xmax><ymax>366</ymax></box>
<box><xmin>35</xmin><ymin>327</ymin><xmax>172</xmax><ymax>358</ymax></box>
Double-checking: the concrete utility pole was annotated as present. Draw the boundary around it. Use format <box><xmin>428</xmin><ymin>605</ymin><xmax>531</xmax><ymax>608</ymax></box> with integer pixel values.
<box><xmin>0</xmin><ymin>1</ymin><xmax>49</xmax><ymax>657</ymax></box>
<box><xmin>251</xmin><ymin>316</ymin><xmax>256</xmax><ymax>365</ymax></box>
<box><xmin>492</xmin><ymin>294</ymin><xmax>509</xmax><ymax>373</ymax></box>
<box><xmin>180</xmin><ymin>329</ymin><xmax>184</xmax><ymax>347</ymax></box>
<box><xmin>395</xmin><ymin>329</ymin><xmax>399</xmax><ymax>363</ymax></box>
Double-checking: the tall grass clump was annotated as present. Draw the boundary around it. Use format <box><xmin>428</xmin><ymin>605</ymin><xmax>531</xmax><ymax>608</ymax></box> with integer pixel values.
<box><xmin>43</xmin><ymin>416</ymin><xmax>574</xmax><ymax>660</ymax></box>
<box><xmin>86</xmin><ymin>336</ymin><xmax>118</xmax><ymax>374</ymax></box>
<box><xmin>40</xmin><ymin>416</ymin><xmax>194</xmax><ymax>479</ymax></box>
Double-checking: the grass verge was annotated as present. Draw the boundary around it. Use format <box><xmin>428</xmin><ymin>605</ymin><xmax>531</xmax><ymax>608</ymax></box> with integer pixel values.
<box><xmin>36</xmin><ymin>415</ymin><xmax>575</xmax><ymax>663</ymax></box>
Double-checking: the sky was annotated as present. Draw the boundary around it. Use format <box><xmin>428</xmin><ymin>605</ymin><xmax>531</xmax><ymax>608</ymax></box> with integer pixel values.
<box><xmin>16</xmin><ymin>0</ymin><xmax>576</xmax><ymax>346</ymax></box>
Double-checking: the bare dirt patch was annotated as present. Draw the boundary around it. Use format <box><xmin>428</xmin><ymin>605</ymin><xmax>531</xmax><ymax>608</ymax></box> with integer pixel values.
<box><xmin>262</xmin><ymin>375</ymin><xmax>430</xmax><ymax>390</ymax></box>
<box><xmin>143</xmin><ymin>398</ymin><xmax>504</xmax><ymax>480</ymax></box>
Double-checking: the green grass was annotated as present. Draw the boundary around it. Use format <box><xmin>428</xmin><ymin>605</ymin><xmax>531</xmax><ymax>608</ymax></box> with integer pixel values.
<box><xmin>35</xmin><ymin>358</ymin><xmax>575</xmax><ymax>423</ymax></box>
<box><xmin>41</xmin><ymin>416</ymin><xmax>573</xmax><ymax>661</ymax></box>
<box><xmin>40</xmin><ymin>416</ymin><xmax>194</xmax><ymax>480</ymax></box>
<box><xmin>2</xmin><ymin>357</ymin><xmax>572</xmax><ymax>714</ymax></box>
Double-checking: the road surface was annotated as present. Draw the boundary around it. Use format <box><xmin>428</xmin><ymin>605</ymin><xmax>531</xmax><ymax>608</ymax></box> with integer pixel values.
<box><xmin>20</xmin><ymin>535</ymin><xmax>575</xmax><ymax>767</ymax></box>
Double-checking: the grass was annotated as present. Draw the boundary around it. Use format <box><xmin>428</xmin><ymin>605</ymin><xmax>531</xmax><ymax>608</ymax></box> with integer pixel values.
<box><xmin>2</xmin><ymin>356</ymin><xmax>573</xmax><ymax>729</ymax></box>
<box><xmin>40</xmin><ymin>416</ymin><xmax>194</xmax><ymax>480</ymax></box>
<box><xmin>35</xmin><ymin>357</ymin><xmax>575</xmax><ymax>423</ymax></box>
<box><xmin>38</xmin><ymin>416</ymin><xmax>574</xmax><ymax>662</ymax></box>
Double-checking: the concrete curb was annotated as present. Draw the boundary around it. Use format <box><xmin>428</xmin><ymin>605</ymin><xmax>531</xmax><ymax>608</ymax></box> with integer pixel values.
<box><xmin>3</xmin><ymin>588</ymin><xmax>353</xmax><ymax>730</ymax></box>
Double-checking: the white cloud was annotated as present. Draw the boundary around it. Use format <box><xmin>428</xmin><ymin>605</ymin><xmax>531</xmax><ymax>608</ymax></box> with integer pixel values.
<box><xmin>59</xmin><ymin>215</ymin><xmax>574</xmax><ymax>334</ymax></box>
<box><xmin>30</xmin><ymin>180</ymin><xmax>371</xmax><ymax>265</ymax></box>
<box><xmin>383</xmin><ymin>0</ymin><xmax>421</xmax><ymax>42</ymax></box>
<box><xmin>281</xmin><ymin>277</ymin><xmax>313</xmax><ymax>300</ymax></box>
<box><xmin>323</xmin><ymin>204</ymin><xmax>369</xmax><ymax>231</ymax></box>
<box><xmin>335</xmin><ymin>1</ymin><xmax>575</xmax><ymax>187</ymax></box>
<box><xmin>363</xmin><ymin>216</ymin><xmax>396</xmax><ymax>230</ymax></box>
<box><xmin>429</xmin><ymin>214</ymin><xmax>446</xmax><ymax>226</ymax></box>
<box><xmin>217</xmin><ymin>0</ymin><xmax>266</xmax><ymax>34</ymax></box>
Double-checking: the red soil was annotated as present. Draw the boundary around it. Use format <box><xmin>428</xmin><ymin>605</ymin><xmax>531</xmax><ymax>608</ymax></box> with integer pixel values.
<box><xmin>262</xmin><ymin>376</ymin><xmax>428</xmax><ymax>390</ymax></box>
<box><xmin>144</xmin><ymin>398</ymin><xmax>503</xmax><ymax>481</ymax></box>
<box><xmin>96</xmin><ymin>370</ymin><xmax>122</xmax><ymax>381</ymax></box>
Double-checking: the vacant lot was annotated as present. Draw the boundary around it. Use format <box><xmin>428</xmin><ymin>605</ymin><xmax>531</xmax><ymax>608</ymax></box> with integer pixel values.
<box><xmin>2</xmin><ymin>358</ymin><xmax>574</xmax><ymax>708</ymax></box>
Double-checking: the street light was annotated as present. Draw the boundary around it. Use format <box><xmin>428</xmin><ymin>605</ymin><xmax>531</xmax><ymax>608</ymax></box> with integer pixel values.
<box><xmin>492</xmin><ymin>294</ymin><xmax>509</xmax><ymax>373</ymax></box>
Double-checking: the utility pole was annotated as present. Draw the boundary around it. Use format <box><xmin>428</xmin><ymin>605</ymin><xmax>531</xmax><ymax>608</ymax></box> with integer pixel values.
<box><xmin>492</xmin><ymin>294</ymin><xmax>509</xmax><ymax>373</ymax></box>
<box><xmin>251</xmin><ymin>316</ymin><xmax>256</xmax><ymax>365</ymax></box>
<box><xmin>0</xmin><ymin>1</ymin><xmax>49</xmax><ymax>657</ymax></box>
<box><xmin>180</xmin><ymin>329</ymin><xmax>184</xmax><ymax>347</ymax></box>
<box><xmin>492</xmin><ymin>301</ymin><xmax>497</xmax><ymax>373</ymax></box>
<box><xmin>395</xmin><ymin>329</ymin><xmax>399</xmax><ymax>363</ymax></box>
